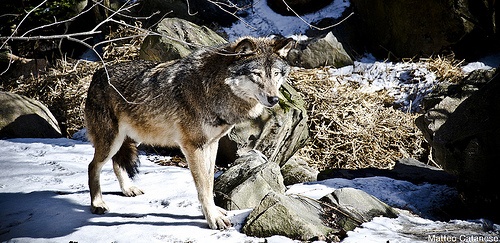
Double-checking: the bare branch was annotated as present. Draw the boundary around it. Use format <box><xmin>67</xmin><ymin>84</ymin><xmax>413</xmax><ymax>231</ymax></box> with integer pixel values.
<box><xmin>0</xmin><ymin>31</ymin><xmax>102</xmax><ymax>41</ymax></box>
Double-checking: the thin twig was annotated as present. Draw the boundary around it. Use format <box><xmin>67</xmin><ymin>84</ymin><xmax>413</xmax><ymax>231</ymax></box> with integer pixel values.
<box><xmin>186</xmin><ymin>0</ymin><xmax>199</xmax><ymax>16</ymax></box>
<box><xmin>280</xmin><ymin>0</ymin><xmax>354</xmax><ymax>31</ymax></box>
<box><xmin>206</xmin><ymin>0</ymin><xmax>256</xmax><ymax>30</ymax></box>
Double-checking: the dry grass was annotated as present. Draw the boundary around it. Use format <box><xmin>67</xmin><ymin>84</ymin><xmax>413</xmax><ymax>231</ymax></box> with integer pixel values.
<box><xmin>290</xmin><ymin>68</ymin><xmax>426</xmax><ymax>170</ymax></box>
<box><xmin>425</xmin><ymin>55</ymin><xmax>466</xmax><ymax>83</ymax></box>
<box><xmin>102</xmin><ymin>21</ymin><xmax>146</xmax><ymax>61</ymax></box>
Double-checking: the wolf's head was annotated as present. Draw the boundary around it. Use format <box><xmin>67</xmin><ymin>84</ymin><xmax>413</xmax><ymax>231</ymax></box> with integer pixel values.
<box><xmin>224</xmin><ymin>37</ymin><xmax>294</xmax><ymax>108</ymax></box>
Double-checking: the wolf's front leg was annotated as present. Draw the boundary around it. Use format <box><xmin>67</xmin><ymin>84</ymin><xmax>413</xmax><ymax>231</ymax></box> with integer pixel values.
<box><xmin>89</xmin><ymin>157</ymin><xmax>109</xmax><ymax>214</ymax></box>
<box><xmin>181</xmin><ymin>141</ymin><xmax>231</xmax><ymax>230</ymax></box>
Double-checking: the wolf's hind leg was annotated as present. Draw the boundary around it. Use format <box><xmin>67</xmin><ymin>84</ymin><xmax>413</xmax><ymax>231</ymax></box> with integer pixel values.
<box><xmin>112</xmin><ymin>137</ymin><xmax>144</xmax><ymax>197</ymax></box>
<box><xmin>88</xmin><ymin>130</ymin><xmax>127</xmax><ymax>214</ymax></box>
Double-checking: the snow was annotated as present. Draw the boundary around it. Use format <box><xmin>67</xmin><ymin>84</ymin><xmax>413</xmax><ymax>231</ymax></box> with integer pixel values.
<box><xmin>223</xmin><ymin>0</ymin><xmax>350</xmax><ymax>40</ymax></box>
<box><xmin>1</xmin><ymin>138</ymin><xmax>499</xmax><ymax>242</ymax></box>
<box><xmin>462</xmin><ymin>61</ymin><xmax>495</xmax><ymax>73</ymax></box>
<box><xmin>327</xmin><ymin>61</ymin><xmax>438</xmax><ymax>112</ymax></box>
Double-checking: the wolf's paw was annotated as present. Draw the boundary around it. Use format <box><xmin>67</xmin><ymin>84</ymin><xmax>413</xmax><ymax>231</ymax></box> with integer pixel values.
<box><xmin>122</xmin><ymin>186</ymin><xmax>144</xmax><ymax>197</ymax></box>
<box><xmin>206</xmin><ymin>207</ymin><xmax>231</xmax><ymax>230</ymax></box>
<box><xmin>91</xmin><ymin>201</ymin><xmax>109</xmax><ymax>214</ymax></box>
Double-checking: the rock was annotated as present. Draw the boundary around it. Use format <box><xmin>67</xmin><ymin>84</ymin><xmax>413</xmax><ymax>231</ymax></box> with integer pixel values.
<box><xmin>420</xmin><ymin>68</ymin><xmax>495</xmax><ymax>111</ymax></box>
<box><xmin>416</xmin><ymin>70</ymin><xmax>500</xmax><ymax>221</ymax></box>
<box><xmin>281</xmin><ymin>156</ymin><xmax>318</xmax><ymax>186</ymax></box>
<box><xmin>320</xmin><ymin>188</ymin><xmax>398</xmax><ymax>231</ymax></box>
<box><xmin>267</xmin><ymin>0</ymin><xmax>333</xmax><ymax>16</ymax></box>
<box><xmin>390</xmin><ymin>158</ymin><xmax>456</xmax><ymax>186</ymax></box>
<box><xmin>139</xmin><ymin>18</ymin><xmax>227</xmax><ymax>62</ymax></box>
<box><xmin>242</xmin><ymin>191</ymin><xmax>336</xmax><ymax>241</ymax></box>
<box><xmin>214</xmin><ymin>151</ymin><xmax>286</xmax><ymax>210</ymax></box>
<box><xmin>318</xmin><ymin>158</ymin><xmax>456</xmax><ymax>186</ymax></box>
<box><xmin>287</xmin><ymin>32</ymin><xmax>353</xmax><ymax>68</ymax></box>
<box><xmin>350</xmin><ymin>0</ymin><xmax>484</xmax><ymax>58</ymax></box>
<box><xmin>218</xmin><ymin>82</ymin><xmax>309</xmax><ymax>167</ymax></box>
<box><xmin>0</xmin><ymin>92</ymin><xmax>62</xmax><ymax>138</ymax></box>
<box><xmin>416</xmin><ymin>96</ymin><xmax>466</xmax><ymax>144</ymax></box>
<box><xmin>416</xmin><ymin>68</ymin><xmax>496</xmax><ymax>147</ymax></box>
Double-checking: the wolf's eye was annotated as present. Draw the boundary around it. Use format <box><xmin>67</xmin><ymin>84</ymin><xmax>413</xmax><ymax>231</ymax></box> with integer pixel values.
<box><xmin>273</xmin><ymin>71</ymin><xmax>281</xmax><ymax>77</ymax></box>
<box><xmin>252</xmin><ymin>70</ymin><xmax>264</xmax><ymax>78</ymax></box>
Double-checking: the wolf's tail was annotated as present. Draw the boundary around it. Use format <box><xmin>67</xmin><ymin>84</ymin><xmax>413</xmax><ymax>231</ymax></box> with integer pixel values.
<box><xmin>112</xmin><ymin>137</ymin><xmax>140</xmax><ymax>178</ymax></box>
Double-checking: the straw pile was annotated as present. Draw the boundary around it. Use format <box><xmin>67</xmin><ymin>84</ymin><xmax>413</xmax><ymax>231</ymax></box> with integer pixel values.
<box><xmin>290</xmin><ymin>68</ymin><xmax>426</xmax><ymax>170</ymax></box>
<box><xmin>424</xmin><ymin>55</ymin><xmax>465</xmax><ymax>83</ymax></box>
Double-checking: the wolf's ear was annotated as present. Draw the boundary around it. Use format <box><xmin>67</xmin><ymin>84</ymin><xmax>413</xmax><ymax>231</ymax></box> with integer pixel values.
<box><xmin>233</xmin><ymin>38</ymin><xmax>256</xmax><ymax>55</ymax></box>
<box><xmin>273</xmin><ymin>38</ymin><xmax>295</xmax><ymax>59</ymax></box>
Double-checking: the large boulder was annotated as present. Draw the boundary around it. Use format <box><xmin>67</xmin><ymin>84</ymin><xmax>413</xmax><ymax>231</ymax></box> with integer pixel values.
<box><xmin>139</xmin><ymin>18</ymin><xmax>227</xmax><ymax>62</ymax></box>
<box><xmin>218</xmin><ymin>82</ymin><xmax>309</xmax><ymax>167</ymax></box>
<box><xmin>242</xmin><ymin>188</ymin><xmax>397</xmax><ymax>241</ymax></box>
<box><xmin>0</xmin><ymin>92</ymin><xmax>62</xmax><ymax>138</ymax></box>
<box><xmin>242</xmin><ymin>191</ymin><xmax>336</xmax><ymax>241</ymax></box>
<box><xmin>416</xmin><ymin>69</ymin><xmax>500</xmax><ymax>221</ymax></box>
<box><xmin>350</xmin><ymin>0</ymin><xmax>499</xmax><ymax>58</ymax></box>
<box><xmin>214</xmin><ymin>151</ymin><xmax>286</xmax><ymax>210</ymax></box>
<box><xmin>287</xmin><ymin>32</ymin><xmax>353</xmax><ymax>68</ymax></box>
<box><xmin>320</xmin><ymin>188</ymin><xmax>398</xmax><ymax>231</ymax></box>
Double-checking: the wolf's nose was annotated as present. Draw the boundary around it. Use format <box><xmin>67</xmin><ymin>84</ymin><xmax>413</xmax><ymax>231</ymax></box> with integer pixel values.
<box><xmin>267</xmin><ymin>96</ymin><xmax>279</xmax><ymax>106</ymax></box>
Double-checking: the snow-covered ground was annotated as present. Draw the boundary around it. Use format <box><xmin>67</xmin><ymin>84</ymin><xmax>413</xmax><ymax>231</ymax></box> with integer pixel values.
<box><xmin>1</xmin><ymin>138</ymin><xmax>499</xmax><ymax>242</ymax></box>
<box><xmin>0</xmin><ymin>138</ymin><xmax>257</xmax><ymax>242</ymax></box>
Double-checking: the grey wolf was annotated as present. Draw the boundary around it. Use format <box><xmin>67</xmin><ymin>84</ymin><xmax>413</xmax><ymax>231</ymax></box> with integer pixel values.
<box><xmin>84</xmin><ymin>37</ymin><xmax>293</xmax><ymax>229</ymax></box>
